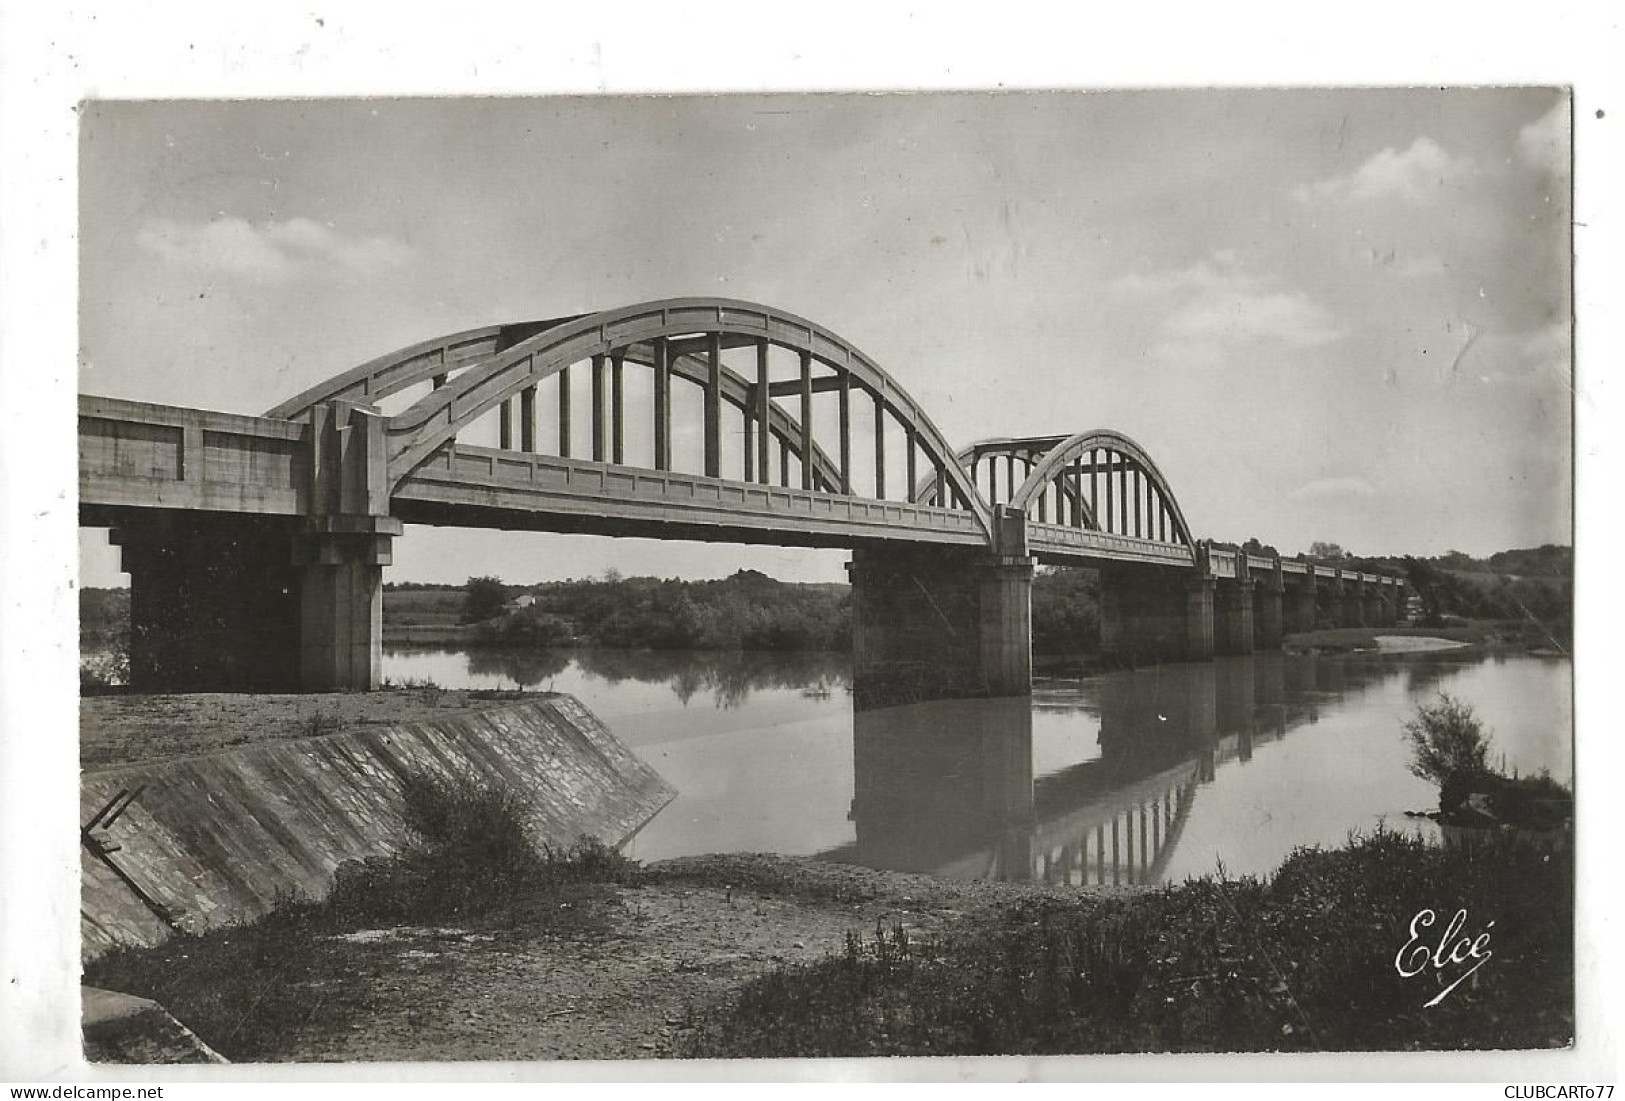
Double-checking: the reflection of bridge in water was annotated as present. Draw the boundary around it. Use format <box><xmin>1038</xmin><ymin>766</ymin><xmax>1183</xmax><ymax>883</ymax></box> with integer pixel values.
<box><xmin>822</xmin><ymin>652</ymin><xmax>1441</xmax><ymax>885</ymax></box>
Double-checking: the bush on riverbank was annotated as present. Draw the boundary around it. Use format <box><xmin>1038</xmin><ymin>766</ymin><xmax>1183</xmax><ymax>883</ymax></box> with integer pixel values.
<box><xmin>83</xmin><ymin>775</ymin><xmax>639</xmax><ymax>1060</ymax></box>
<box><xmin>1403</xmin><ymin>693</ymin><xmax>1573</xmax><ymax>831</ymax></box>
<box><xmin>682</xmin><ymin>828</ymin><xmax>1572</xmax><ymax>1056</ymax></box>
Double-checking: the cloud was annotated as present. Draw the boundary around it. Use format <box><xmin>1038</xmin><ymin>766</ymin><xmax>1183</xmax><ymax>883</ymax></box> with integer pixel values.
<box><xmin>1115</xmin><ymin>252</ymin><xmax>1345</xmax><ymax>354</ymax></box>
<box><xmin>1166</xmin><ymin>288</ymin><xmax>1344</xmax><ymax>348</ymax></box>
<box><xmin>1516</xmin><ymin>101</ymin><xmax>1569</xmax><ymax>174</ymax></box>
<box><xmin>1286</xmin><ymin>476</ymin><xmax>1378</xmax><ymax>503</ymax></box>
<box><xmin>136</xmin><ymin>216</ymin><xmax>412</xmax><ymax>284</ymax></box>
<box><xmin>1294</xmin><ymin>137</ymin><xmax>1476</xmax><ymax>204</ymax></box>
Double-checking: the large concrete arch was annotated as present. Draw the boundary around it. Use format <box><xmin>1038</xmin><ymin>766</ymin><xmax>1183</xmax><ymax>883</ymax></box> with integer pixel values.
<box><xmin>380</xmin><ymin>297</ymin><xmax>992</xmax><ymax>537</ymax></box>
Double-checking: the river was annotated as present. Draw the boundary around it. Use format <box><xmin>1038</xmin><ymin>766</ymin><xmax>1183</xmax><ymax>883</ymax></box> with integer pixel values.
<box><xmin>383</xmin><ymin>645</ymin><xmax>1572</xmax><ymax>885</ymax></box>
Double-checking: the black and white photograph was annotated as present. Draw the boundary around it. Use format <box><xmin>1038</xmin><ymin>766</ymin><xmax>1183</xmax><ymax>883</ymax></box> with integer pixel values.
<box><xmin>1</xmin><ymin>4</ymin><xmax>1617</xmax><ymax>1088</ymax></box>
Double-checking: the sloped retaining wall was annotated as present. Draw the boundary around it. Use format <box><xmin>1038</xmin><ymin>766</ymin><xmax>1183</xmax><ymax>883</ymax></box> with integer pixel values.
<box><xmin>80</xmin><ymin>695</ymin><xmax>675</xmax><ymax>961</ymax></box>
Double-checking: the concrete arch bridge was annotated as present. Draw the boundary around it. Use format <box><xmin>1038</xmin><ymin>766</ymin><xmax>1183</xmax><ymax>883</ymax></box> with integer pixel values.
<box><xmin>78</xmin><ymin>297</ymin><xmax>1403</xmax><ymax>697</ymax></box>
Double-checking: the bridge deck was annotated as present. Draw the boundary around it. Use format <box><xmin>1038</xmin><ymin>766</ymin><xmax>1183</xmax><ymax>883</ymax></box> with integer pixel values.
<box><xmin>391</xmin><ymin>444</ymin><xmax>989</xmax><ymax>550</ymax></box>
<box><xmin>78</xmin><ymin>395</ymin><xmax>1402</xmax><ymax>586</ymax></box>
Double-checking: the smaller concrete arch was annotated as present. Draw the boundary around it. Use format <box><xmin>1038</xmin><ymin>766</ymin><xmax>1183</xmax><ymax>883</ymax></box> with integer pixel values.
<box><xmin>1009</xmin><ymin>429</ymin><xmax>1195</xmax><ymax>548</ymax></box>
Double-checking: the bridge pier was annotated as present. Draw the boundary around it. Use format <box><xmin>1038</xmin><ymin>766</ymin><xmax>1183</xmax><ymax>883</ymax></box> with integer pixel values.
<box><xmin>1289</xmin><ymin>573</ymin><xmax>1319</xmax><ymax>634</ymax></box>
<box><xmin>1346</xmin><ymin>575</ymin><xmax>1367</xmax><ymax>628</ymax></box>
<box><xmin>111</xmin><ymin>514</ymin><xmax>395</xmax><ymax>693</ymax></box>
<box><xmin>1363</xmin><ymin>583</ymin><xmax>1385</xmax><ymax>629</ymax></box>
<box><xmin>1214</xmin><ymin>577</ymin><xmax>1255</xmax><ymax>655</ymax></box>
<box><xmin>293</xmin><ymin>527</ymin><xmax>394</xmax><ymax>691</ymax></box>
<box><xmin>112</xmin><ymin>512</ymin><xmax>304</xmax><ymax>692</ymax></box>
<box><xmin>1253</xmin><ymin>559</ymin><xmax>1285</xmax><ymax>650</ymax></box>
<box><xmin>1323</xmin><ymin>572</ymin><xmax>1349</xmax><ymax>629</ymax></box>
<box><xmin>847</xmin><ymin>509</ymin><xmax>1034</xmax><ymax>707</ymax></box>
<box><xmin>105</xmin><ymin>401</ymin><xmax>399</xmax><ymax>693</ymax></box>
<box><xmin>1098</xmin><ymin>564</ymin><xmax>1214</xmax><ymax>666</ymax></box>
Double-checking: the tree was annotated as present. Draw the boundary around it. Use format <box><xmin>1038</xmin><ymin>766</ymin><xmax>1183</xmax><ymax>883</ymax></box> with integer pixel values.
<box><xmin>1308</xmin><ymin>541</ymin><xmax>1347</xmax><ymax>562</ymax></box>
<box><xmin>462</xmin><ymin>575</ymin><xmax>508</xmax><ymax>624</ymax></box>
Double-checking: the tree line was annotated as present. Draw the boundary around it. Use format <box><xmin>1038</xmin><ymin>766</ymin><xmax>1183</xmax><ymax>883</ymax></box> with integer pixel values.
<box><xmin>453</xmin><ymin>566</ymin><xmax>1107</xmax><ymax>655</ymax></box>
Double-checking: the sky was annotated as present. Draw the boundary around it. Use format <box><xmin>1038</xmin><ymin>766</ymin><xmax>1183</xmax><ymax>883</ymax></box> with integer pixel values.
<box><xmin>77</xmin><ymin>90</ymin><xmax>1572</xmax><ymax>587</ymax></box>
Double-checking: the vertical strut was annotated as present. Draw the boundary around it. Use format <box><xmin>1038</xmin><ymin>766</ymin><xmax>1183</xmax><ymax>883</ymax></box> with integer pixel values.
<box><xmin>1104</xmin><ymin>451</ymin><xmax>1114</xmax><ymax>532</ymax></box>
<box><xmin>755</xmin><ymin>339</ymin><xmax>771</xmax><ymax>486</ymax></box>
<box><xmin>705</xmin><ymin>333</ymin><xmax>722</xmax><ymax>478</ymax></box>
<box><xmin>838</xmin><ymin>367</ymin><xmax>852</xmax><ymax>493</ymax></box>
<box><xmin>873</xmin><ymin>390</ymin><xmax>886</xmax><ymax>500</ymax></box>
<box><xmin>591</xmin><ymin>353</ymin><xmax>607</xmax><ymax>462</ymax></box>
<box><xmin>499</xmin><ymin>397</ymin><xmax>512</xmax><ymax>450</ymax></box>
<box><xmin>610</xmin><ymin>352</ymin><xmax>625</xmax><ymax>465</ymax></box>
<box><xmin>520</xmin><ymin>383</ymin><xmax>536</xmax><ymax>453</ymax></box>
<box><xmin>779</xmin><ymin>437</ymin><xmax>791</xmax><ymax>488</ymax></box>
<box><xmin>557</xmin><ymin>365</ymin><xmax>572</xmax><ymax>458</ymax></box>
<box><xmin>1087</xmin><ymin>450</ymin><xmax>1097</xmax><ymax>528</ymax></box>
<box><xmin>653</xmin><ymin>337</ymin><xmax>670</xmax><ymax>471</ymax></box>
<box><xmin>1119</xmin><ymin>456</ymin><xmax>1129</xmax><ymax>536</ymax></box>
<box><xmin>1132</xmin><ymin>463</ymin><xmax>1142</xmax><ymax>537</ymax></box>
<box><xmin>798</xmin><ymin>350</ymin><xmax>814</xmax><ymax>491</ymax></box>
<box><xmin>904</xmin><ymin>423</ymin><xmax>917</xmax><ymax>504</ymax></box>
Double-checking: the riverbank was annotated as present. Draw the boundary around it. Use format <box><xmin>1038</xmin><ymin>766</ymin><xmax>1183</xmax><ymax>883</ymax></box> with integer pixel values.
<box><xmin>86</xmin><ymin>833</ymin><xmax>1571</xmax><ymax>1062</ymax></box>
<box><xmin>84</xmin><ymin>852</ymin><xmax>1116</xmax><ymax>1062</ymax></box>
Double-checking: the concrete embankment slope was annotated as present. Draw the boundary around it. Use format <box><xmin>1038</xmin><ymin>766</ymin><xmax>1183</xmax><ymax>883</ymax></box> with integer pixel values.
<box><xmin>81</xmin><ymin>695</ymin><xmax>675</xmax><ymax>961</ymax></box>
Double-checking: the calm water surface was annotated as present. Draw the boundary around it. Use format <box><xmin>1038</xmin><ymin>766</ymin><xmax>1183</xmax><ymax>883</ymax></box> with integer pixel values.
<box><xmin>384</xmin><ymin>646</ymin><xmax>1571</xmax><ymax>885</ymax></box>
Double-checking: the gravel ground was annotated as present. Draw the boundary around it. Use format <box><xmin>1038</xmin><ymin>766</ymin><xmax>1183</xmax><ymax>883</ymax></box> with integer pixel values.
<box><xmin>251</xmin><ymin>854</ymin><xmax>1127</xmax><ymax>1063</ymax></box>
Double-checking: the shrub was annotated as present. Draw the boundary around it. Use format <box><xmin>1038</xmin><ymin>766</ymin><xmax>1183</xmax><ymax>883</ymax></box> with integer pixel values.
<box><xmin>476</xmin><ymin>606</ymin><xmax>574</xmax><ymax>647</ymax></box>
<box><xmin>1402</xmin><ymin>693</ymin><xmax>1493</xmax><ymax>799</ymax></box>
<box><xmin>323</xmin><ymin>773</ymin><xmax>641</xmax><ymax>928</ymax></box>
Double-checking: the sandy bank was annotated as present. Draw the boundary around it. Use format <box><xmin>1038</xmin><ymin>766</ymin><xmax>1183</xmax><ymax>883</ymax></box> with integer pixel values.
<box><xmin>1371</xmin><ymin>634</ymin><xmax>1471</xmax><ymax>652</ymax></box>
